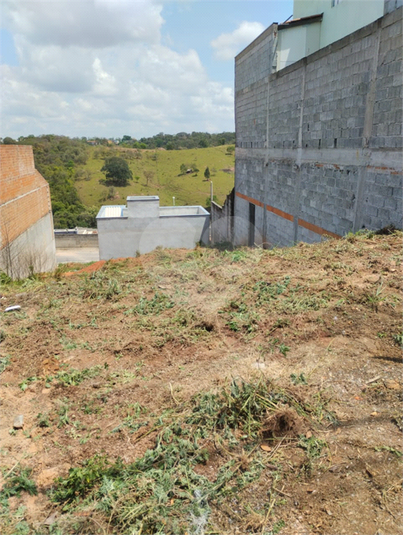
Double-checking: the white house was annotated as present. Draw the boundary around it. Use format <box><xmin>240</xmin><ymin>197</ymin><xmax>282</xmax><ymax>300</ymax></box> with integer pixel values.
<box><xmin>96</xmin><ymin>196</ymin><xmax>210</xmax><ymax>259</ymax></box>
<box><xmin>277</xmin><ymin>0</ymin><xmax>388</xmax><ymax>70</ymax></box>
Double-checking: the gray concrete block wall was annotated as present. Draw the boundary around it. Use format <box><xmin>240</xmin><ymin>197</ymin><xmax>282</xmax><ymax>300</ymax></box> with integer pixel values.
<box><xmin>233</xmin><ymin>195</ymin><xmax>250</xmax><ymax>245</ymax></box>
<box><xmin>211</xmin><ymin>189</ymin><xmax>234</xmax><ymax>244</ymax></box>
<box><xmin>265</xmin><ymin>211</ymin><xmax>294</xmax><ymax>247</ymax></box>
<box><xmin>234</xmin><ymin>6</ymin><xmax>402</xmax><ymax>247</ymax></box>
<box><xmin>361</xmin><ymin>169</ymin><xmax>403</xmax><ymax>229</ymax></box>
<box><xmin>299</xmin><ymin>163</ymin><xmax>357</xmax><ymax>236</ymax></box>
<box><xmin>298</xmin><ymin>226</ymin><xmax>325</xmax><ymax>245</ymax></box>
<box><xmin>235</xmin><ymin>25</ymin><xmax>277</xmax><ymax>150</ymax></box>
<box><xmin>371</xmin><ymin>10</ymin><xmax>403</xmax><ymax>149</ymax></box>
<box><xmin>55</xmin><ymin>233</ymin><xmax>99</xmax><ymax>248</ymax></box>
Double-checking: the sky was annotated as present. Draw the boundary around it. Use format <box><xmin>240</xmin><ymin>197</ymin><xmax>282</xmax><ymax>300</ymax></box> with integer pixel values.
<box><xmin>0</xmin><ymin>0</ymin><xmax>293</xmax><ymax>140</ymax></box>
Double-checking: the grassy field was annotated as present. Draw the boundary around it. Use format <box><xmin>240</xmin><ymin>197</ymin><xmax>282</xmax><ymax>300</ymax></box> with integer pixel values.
<box><xmin>76</xmin><ymin>145</ymin><xmax>235</xmax><ymax>209</ymax></box>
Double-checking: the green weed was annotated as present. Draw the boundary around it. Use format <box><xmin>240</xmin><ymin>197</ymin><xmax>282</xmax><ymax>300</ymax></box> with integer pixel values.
<box><xmin>278</xmin><ymin>343</ymin><xmax>290</xmax><ymax>356</ymax></box>
<box><xmin>130</xmin><ymin>292</ymin><xmax>175</xmax><ymax>315</ymax></box>
<box><xmin>47</xmin><ymin>365</ymin><xmax>102</xmax><ymax>386</ymax></box>
<box><xmin>374</xmin><ymin>446</ymin><xmax>402</xmax><ymax>457</ymax></box>
<box><xmin>290</xmin><ymin>373</ymin><xmax>307</xmax><ymax>385</ymax></box>
<box><xmin>19</xmin><ymin>376</ymin><xmax>37</xmax><ymax>391</ymax></box>
<box><xmin>79</xmin><ymin>272</ymin><xmax>121</xmax><ymax>300</ymax></box>
<box><xmin>254</xmin><ymin>277</ymin><xmax>291</xmax><ymax>303</ymax></box>
<box><xmin>298</xmin><ymin>434</ymin><xmax>327</xmax><ymax>475</ymax></box>
<box><xmin>0</xmin><ymin>355</ymin><xmax>10</xmax><ymax>374</ymax></box>
<box><xmin>188</xmin><ymin>378</ymin><xmax>287</xmax><ymax>437</ymax></box>
<box><xmin>57</xmin><ymin>400</ymin><xmax>71</xmax><ymax>428</ymax></box>
<box><xmin>0</xmin><ymin>467</ymin><xmax>37</xmax><ymax>498</ymax></box>
<box><xmin>392</xmin><ymin>333</ymin><xmax>402</xmax><ymax>346</ymax></box>
<box><xmin>36</xmin><ymin>412</ymin><xmax>51</xmax><ymax>428</ymax></box>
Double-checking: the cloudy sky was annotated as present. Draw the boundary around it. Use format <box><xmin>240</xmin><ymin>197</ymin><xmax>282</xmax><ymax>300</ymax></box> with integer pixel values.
<box><xmin>0</xmin><ymin>0</ymin><xmax>292</xmax><ymax>140</ymax></box>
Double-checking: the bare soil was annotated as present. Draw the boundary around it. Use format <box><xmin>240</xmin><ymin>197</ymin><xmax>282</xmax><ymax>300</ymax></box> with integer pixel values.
<box><xmin>0</xmin><ymin>232</ymin><xmax>402</xmax><ymax>534</ymax></box>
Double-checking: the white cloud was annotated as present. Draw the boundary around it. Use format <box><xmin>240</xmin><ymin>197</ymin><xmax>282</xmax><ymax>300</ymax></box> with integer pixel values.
<box><xmin>93</xmin><ymin>58</ymin><xmax>117</xmax><ymax>96</ymax></box>
<box><xmin>3</xmin><ymin>0</ymin><xmax>163</xmax><ymax>48</ymax></box>
<box><xmin>210</xmin><ymin>21</ymin><xmax>265</xmax><ymax>61</ymax></box>
<box><xmin>0</xmin><ymin>1</ymin><xmax>236</xmax><ymax>138</ymax></box>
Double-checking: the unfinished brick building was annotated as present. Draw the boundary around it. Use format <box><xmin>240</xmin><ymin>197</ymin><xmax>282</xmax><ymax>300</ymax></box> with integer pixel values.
<box><xmin>0</xmin><ymin>145</ymin><xmax>56</xmax><ymax>278</ymax></box>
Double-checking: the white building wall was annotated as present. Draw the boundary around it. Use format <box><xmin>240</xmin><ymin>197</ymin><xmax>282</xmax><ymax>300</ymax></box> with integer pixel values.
<box><xmin>277</xmin><ymin>23</ymin><xmax>321</xmax><ymax>70</ymax></box>
<box><xmin>97</xmin><ymin>197</ymin><xmax>210</xmax><ymax>260</ymax></box>
<box><xmin>0</xmin><ymin>213</ymin><xmax>56</xmax><ymax>279</ymax></box>
<box><xmin>293</xmin><ymin>0</ymin><xmax>385</xmax><ymax>49</ymax></box>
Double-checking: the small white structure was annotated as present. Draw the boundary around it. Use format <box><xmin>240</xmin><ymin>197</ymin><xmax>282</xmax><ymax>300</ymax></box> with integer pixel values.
<box><xmin>96</xmin><ymin>196</ymin><xmax>210</xmax><ymax>259</ymax></box>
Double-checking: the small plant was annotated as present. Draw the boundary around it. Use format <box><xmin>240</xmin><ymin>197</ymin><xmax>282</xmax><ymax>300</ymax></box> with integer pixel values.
<box><xmin>392</xmin><ymin>333</ymin><xmax>402</xmax><ymax>346</ymax></box>
<box><xmin>0</xmin><ymin>355</ymin><xmax>10</xmax><ymax>373</ymax></box>
<box><xmin>49</xmin><ymin>366</ymin><xmax>102</xmax><ymax>387</ymax></box>
<box><xmin>52</xmin><ymin>455</ymin><xmax>118</xmax><ymax>503</ymax></box>
<box><xmin>298</xmin><ymin>434</ymin><xmax>327</xmax><ymax>475</ymax></box>
<box><xmin>19</xmin><ymin>376</ymin><xmax>37</xmax><ymax>391</ymax></box>
<box><xmin>279</xmin><ymin>343</ymin><xmax>290</xmax><ymax>356</ymax></box>
<box><xmin>37</xmin><ymin>412</ymin><xmax>51</xmax><ymax>428</ymax></box>
<box><xmin>254</xmin><ymin>277</ymin><xmax>291</xmax><ymax>303</ymax></box>
<box><xmin>290</xmin><ymin>373</ymin><xmax>307</xmax><ymax>385</ymax></box>
<box><xmin>364</xmin><ymin>282</ymin><xmax>386</xmax><ymax>312</ymax></box>
<box><xmin>0</xmin><ymin>467</ymin><xmax>37</xmax><ymax>498</ymax></box>
<box><xmin>79</xmin><ymin>272</ymin><xmax>121</xmax><ymax>300</ymax></box>
<box><xmin>57</xmin><ymin>401</ymin><xmax>71</xmax><ymax>428</ymax></box>
<box><xmin>130</xmin><ymin>292</ymin><xmax>174</xmax><ymax>315</ymax></box>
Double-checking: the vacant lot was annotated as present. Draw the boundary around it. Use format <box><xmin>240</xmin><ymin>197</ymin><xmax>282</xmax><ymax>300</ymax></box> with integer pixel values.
<box><xmin>0</xmin><ymin>232</ymin><xmax>402</xmax><ymax>534</ymax></box>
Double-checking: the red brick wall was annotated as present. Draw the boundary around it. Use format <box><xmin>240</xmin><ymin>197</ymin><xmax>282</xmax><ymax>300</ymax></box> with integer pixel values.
<box><xmin>0</xmin><ymin>145</ymin><xmax>53</xmax><ymax>247</ymax></box>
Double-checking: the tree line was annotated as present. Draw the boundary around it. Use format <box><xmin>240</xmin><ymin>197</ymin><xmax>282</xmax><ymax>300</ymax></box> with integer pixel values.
<box><xmin>1</xmin><ymin>132</ymin><xmax>235</xmax><ymax>228</ymax></box>
<box><xmin>2</xmin><ymin>135</ymin><xmax>97</xmax><ymax>229</ymax></box>
<box><xmin>119</xmin><ymin>131</ymin><xmax>235</xmax><ymax>150</ymax></box>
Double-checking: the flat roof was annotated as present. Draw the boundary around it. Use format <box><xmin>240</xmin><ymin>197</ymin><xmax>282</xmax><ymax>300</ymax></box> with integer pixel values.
<box><xmin>96</xmin><ymin>205</ymin><xmax>125</xmax><ymax>219</ymax></box>
<box><xmin>127</xmin><ymin>195</ymin><xmax>159</xmax><ymax>201</ymax></box>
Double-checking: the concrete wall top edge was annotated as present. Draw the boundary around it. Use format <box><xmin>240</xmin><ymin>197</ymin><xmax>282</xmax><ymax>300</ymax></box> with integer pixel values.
<box><xmin>159</xmin><ymin>214</ymin><xmax>209</xmax><ymax>219</ymax></box>
<box><xmin>96</xmin><ymin>216</ymin><xmax>128</xmax><ymax>221</ymax></box>
<box><xmin>235</xmin><ymin>23</ymin><xmax>277</xmax><ymax>61</ymax></box>
<box><xmin>127</xmin><ymin>196</ymin><xmax>159</xmax><ymax>201</ymax></box>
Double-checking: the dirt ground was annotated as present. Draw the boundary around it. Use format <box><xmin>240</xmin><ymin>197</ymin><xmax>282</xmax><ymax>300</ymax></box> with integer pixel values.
<box><xmin>0</xmin><ymin>232</ymin><xmax>402</xmax><ymax>534</ymax></box>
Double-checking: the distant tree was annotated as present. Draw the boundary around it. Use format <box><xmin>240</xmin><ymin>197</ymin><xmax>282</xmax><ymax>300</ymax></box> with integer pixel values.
<box><xmin>180</xmin><ymin>163</ymin><xmax>187</xmax><ymax>175</ymax></box>
<box><xmin>2</xmin><ymin>136</ymin><xmax>17</xmax><ymax>144</ymax></box>
<box><xmin>143</xmin><ymin>170</ymin><xmax>154</xmax><ymax>186</ymax></box>
<box><xmin>204</xmin><ymin>167</ymin><xmax>210</xmax><ymax>180</ymax></box>
<box><xmin>121</xmin><ymin>135</ymin><xmax>132</xmax><ymax>143</ymax></box>
<box><xmin>199</xmin><ymin>138</ymin><xmax>208</xmax><ymax>148</ymax></box>
<box><xmin>101</xmin><ymin>157</ymin><xmax>133</xmax><ymax>187</ymax></box>
<box><xmin>166</xmin><ymin>142</ymin><xmax>174</xmax><ymax>150</ymax></box>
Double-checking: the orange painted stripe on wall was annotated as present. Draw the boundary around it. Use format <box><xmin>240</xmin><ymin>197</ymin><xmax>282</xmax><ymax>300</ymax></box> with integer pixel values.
<box><xmin>235</xmin><ymin>191</ymin><xmax>264</xmax><ymax>208</ymax></box>
<box><xmin>266</xmin><ymin>205</ymin><xmax>294</xmax><ymax>222</ymax></box>
<box><xmin>235</xmin><ymin>190</ymin><xmax>342</xmax><ymax>239</ymax></box>
<box><xmin>298</xmin><ymin>218</ymin><xmax>341</xmax><ymax>239</ymax></box>
<box><xmin>236</xmin><ymin>191</ymin><xmax>293</xmax><ymax>221</ymax></box>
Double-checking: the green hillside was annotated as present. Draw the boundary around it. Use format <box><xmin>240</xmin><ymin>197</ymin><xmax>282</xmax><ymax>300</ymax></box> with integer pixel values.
<box><xmin>77</xmin><ymin>145</ymin><xmax>234</xmax><ymax>209</ymax></box>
